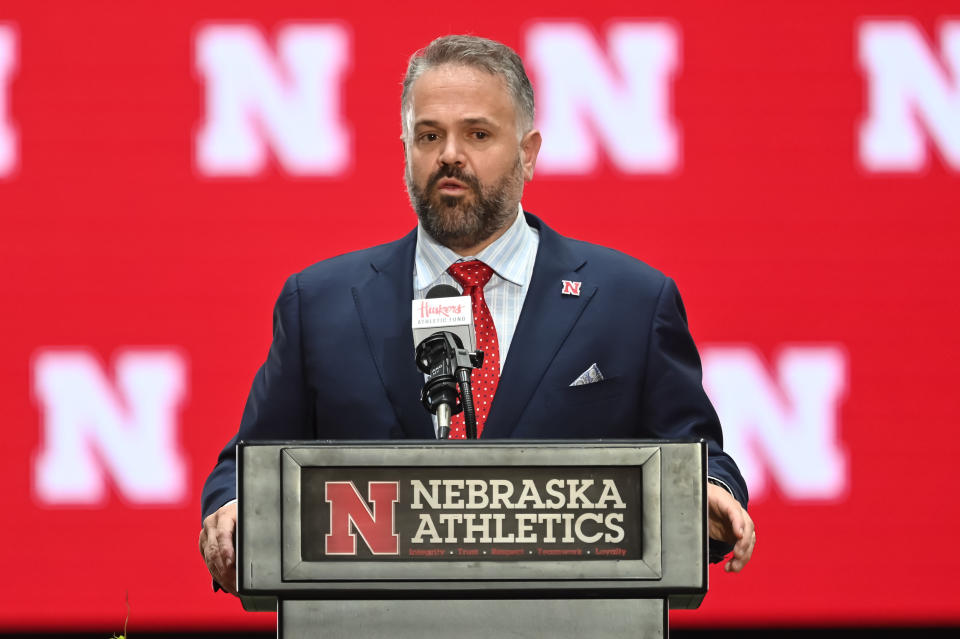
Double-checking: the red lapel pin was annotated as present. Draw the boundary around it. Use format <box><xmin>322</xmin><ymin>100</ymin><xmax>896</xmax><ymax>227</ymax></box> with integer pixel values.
<box><xmin>561</xmin><ymin>280</ymin><xmax>582</xmax><ymax>296</ymax></box>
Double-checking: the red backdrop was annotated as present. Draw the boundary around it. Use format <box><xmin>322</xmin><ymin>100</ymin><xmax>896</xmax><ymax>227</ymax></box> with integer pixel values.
<box><xmin>1</xmin><ymin>0</ymin><xmax>959</xmax><ymax>632</ymax></box>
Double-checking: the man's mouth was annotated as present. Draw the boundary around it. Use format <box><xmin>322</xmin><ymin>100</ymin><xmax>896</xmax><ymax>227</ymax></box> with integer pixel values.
<box><xmin>436</xmin><ymin>178</ymin><xmax>469</xmax><ymax>193</ymax></box>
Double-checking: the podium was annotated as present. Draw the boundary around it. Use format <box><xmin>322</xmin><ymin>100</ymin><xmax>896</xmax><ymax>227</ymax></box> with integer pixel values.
<box><xmin>237</xmin><ymin>440</ymin><xmax>708</xmax><ymax>638</ymax></box>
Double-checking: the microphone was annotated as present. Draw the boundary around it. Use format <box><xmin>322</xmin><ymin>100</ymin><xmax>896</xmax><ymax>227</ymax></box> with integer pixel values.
<box><xmin>413</xmin><ymin>285</ymin><xmax>484</xmax><ymax>439</ymax></box>
<box><xmin>426</xmin><ymin>284</ymin><xmax>460</xmax><ymax>299</ymax></box>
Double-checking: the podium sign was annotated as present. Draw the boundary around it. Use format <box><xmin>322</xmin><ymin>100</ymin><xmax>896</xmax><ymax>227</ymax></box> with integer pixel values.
<box><xmin>300</xmin><ymin>464</ymin><xmax>643</xmax><ymax>563</ymax></box>
<box><xmin>238</xmin><ymin>440</ymin><xmax>707</xmax><ymax>638</ymax></box>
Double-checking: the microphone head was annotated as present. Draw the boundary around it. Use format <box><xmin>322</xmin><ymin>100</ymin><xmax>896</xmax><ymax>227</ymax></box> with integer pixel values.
<box><xmin>426</xmin><ymin>284</ymin><xmax>460</xmax><ymax>299</ymax></box>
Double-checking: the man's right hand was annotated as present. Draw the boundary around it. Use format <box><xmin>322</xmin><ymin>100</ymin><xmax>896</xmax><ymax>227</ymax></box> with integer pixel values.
<box><xmin>199</xmin><ymin>501</ymin><xmax>238</xmax><ymax>595</ymax></box>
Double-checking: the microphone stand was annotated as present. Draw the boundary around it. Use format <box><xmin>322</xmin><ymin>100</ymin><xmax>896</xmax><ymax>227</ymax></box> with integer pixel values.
<box><xmin>416</xmin><ymin>331</ymin><xmax>484</xmax><ymax>439</ymax></box>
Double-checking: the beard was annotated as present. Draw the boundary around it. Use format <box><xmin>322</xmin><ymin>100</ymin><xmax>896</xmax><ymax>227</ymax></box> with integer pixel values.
<box><xmin>406</xmin><ymin>158</ymin><xmax>522</xmax><ymax>253</ymax></box>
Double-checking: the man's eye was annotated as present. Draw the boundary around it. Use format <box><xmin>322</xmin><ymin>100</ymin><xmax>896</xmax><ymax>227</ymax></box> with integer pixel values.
<box><xmin>420</xmin><ymin>133</ymin><xmax>439</xmax><ymax>142</ymax></box>
<box><xmin>472</xmin><ymin>131</ymin><xmax>489</xmax><ymax>140</ymax></box>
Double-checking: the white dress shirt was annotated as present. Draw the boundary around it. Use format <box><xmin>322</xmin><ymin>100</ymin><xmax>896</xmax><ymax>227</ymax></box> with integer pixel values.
<box><xmin>413</xmin><ymin>204</ymin><xmax>539</xmax><ymax>369</ymax></box>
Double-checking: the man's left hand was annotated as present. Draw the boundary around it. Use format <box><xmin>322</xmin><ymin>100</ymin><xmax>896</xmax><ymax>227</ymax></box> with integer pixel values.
<box><xmin>707</xmin><ymin>483</ymin><xmax>756</xmax><ymax>573</ymax></box>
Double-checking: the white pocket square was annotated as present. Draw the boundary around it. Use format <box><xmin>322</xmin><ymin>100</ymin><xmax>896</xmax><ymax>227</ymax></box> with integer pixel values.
<box><xmin>570</xmin><ymin>363</ymin><xmax>604</xmax><ymax>386</ymax></box>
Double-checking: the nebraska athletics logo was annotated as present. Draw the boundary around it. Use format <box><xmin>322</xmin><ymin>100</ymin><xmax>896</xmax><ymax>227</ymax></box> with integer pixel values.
<box><xmin>561</xmin><ymin>280</ymin><xmax>582</xmax><ymax>296</ymax></box>
<box><xmin>303</xmin><ymin>469</ymin><xmax>640</xmax><ymax>562</ymax></box>
<box><xmin>324</xmin><ymin>481</ymin><xmax>400</xmax><ymax>555</ymax></box>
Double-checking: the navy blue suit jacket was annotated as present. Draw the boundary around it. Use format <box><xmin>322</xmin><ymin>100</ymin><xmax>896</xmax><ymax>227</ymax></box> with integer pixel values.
<box><xmin>202</xmin><ymin>213</ymin><xmax>748</xmax><ymax>536</ymax></box>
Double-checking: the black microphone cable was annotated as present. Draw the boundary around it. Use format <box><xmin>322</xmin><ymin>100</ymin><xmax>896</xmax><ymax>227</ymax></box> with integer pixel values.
<box><xmin>456</xmin><ymin>367</ymin><xmax>477</xmax><ymax>440</ymax></box>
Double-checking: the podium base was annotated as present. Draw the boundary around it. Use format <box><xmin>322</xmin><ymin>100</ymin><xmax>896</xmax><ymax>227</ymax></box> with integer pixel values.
<box><xmin>280</xmin><ymin>598</ymin><xmax>666</xmax><ymax>638</ymax></box>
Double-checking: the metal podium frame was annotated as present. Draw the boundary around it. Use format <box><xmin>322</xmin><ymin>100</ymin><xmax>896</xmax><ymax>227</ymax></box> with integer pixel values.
<box><xmin>237</xmin><ymin>440</ymin><xmax>708</xmax><ymax>638</ymax></box>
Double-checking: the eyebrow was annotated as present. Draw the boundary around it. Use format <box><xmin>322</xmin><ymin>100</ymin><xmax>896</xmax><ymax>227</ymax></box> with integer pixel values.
<box><xmin>414</xmin><ymin>117</ymin><xmax>500</xmax><ymax>129</ymax></box>
<box><xmin>461</xmin><ymin>117</ymin><xmax>498</xmax><ymax>127</ymax></box>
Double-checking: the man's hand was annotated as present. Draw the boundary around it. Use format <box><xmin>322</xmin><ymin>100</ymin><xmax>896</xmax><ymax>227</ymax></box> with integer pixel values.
<box><xmin>199</xmin><ymin>501</ymin><xmax>238</xmax><ymax>595</ymax></box>
<box><xmin>707</xmin><ymin>483</ymin><xmax>756</xmax><ymax>573</ymax></box>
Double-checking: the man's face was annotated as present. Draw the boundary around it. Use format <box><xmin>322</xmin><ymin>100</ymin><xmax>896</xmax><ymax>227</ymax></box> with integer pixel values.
<box><xmin>404</xmin><ymin>64</ymin><xmax>541</xmax><ymax>254</ymax></box>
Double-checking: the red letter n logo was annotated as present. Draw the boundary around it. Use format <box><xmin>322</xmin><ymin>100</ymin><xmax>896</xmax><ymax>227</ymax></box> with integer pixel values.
<box><xmin>561</xmin><ymin>280</ymin><xmax>582</xmax><ymax>296</ymax></box>
<box><xmin>324</xmin><ymin>481</ymin><xmax>399</xmax><ymax>555</ymax></box>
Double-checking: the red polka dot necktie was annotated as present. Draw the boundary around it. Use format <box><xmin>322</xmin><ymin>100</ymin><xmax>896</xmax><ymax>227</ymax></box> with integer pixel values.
<box><xmin>447</xmin><ymin>260</ymin><xmax>499</xmax><ymax>439</ymax></box>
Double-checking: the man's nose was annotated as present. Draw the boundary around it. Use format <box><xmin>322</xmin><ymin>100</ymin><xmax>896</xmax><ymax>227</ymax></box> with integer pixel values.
<box><xmin>438</xmin><ymin>136</ymin><xmax>465</xmax><ymax>167</ymax></box>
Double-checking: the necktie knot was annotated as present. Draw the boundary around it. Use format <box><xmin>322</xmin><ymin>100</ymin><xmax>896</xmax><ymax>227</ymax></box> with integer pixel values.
<box><xmin>447</xmin><ymin>260</ymin><xmax>494</xmax><ymax>290</ymax></box>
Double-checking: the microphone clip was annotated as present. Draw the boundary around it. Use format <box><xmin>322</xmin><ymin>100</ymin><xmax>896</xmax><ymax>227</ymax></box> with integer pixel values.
<box><xmin>415</xmin><ymin>331</ymin><xmax>483</xmax><ymax>439</ymax></box>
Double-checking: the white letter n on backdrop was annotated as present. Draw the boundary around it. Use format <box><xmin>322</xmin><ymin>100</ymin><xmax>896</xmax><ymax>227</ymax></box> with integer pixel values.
<box><xmin>525</xmin><ymin>21</ymin><xmax>679</xmax><ymax>175</ymax></box>
<box><xmin>194</xmin><ymin>23</ymin><xmax>351</xmax><ymax>177</ymax></box>
<box><xmin>0</xmin><ymin>24</ymin><xmax>18</xmax><ymax>177</ymax></box>
<box><xmin>32</xmin><ymin>349</ymin><xmax>188</xmax><ymax>505</ymax></box>
<box><xmin>859</xmin><ymin>20</ymin><xmax>960</xmax><ymax>171</ymax></box>
<box><xmin>702</xmin><ymin>346</ymin><xmax>848</xmax><ymax>502</ymax></box>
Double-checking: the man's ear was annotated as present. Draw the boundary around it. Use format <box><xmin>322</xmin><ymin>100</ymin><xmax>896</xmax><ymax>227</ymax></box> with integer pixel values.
<box><xmin>520</xmin><ymin>129</ymin><xmax>542</xmax><ymax>181</ymax></box>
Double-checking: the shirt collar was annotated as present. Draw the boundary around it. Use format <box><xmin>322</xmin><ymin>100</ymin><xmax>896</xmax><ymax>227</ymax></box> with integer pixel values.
<box><xmin>414</xmin><ymin>204</ymin><xmax>534</xmax><ymax>290</ymax></box>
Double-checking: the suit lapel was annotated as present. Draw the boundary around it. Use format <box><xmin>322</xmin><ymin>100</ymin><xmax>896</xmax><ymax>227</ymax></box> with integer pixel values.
<box><xmin>482</xmin><ymin>214</ymin><xmax>596</xmax><ymax>438</ymax></box>
<box><xmin>352</xmin><ymin>230</ymin><xmax>435</xmax><ymax>439</ymax></box>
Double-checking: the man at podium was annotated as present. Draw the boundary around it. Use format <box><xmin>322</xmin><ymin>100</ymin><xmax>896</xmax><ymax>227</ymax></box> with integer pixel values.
<box><xmin>200</xmin><ymin>34</ymin><xmax>756</xmax><ymax>595</ymax></box>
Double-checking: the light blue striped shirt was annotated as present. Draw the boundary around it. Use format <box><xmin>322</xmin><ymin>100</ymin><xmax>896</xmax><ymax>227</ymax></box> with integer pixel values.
<box><xmin>414</xmin><ymin>205</ymin><xmax>539</xmax><ymax>369</ymax></box>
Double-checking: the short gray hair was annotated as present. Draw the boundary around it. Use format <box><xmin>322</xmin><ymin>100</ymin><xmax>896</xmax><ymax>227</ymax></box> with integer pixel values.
<box><xmin>400</xmin><ymin>35</ymin><xmax>535</xmax><ymax>143</ymax></box>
